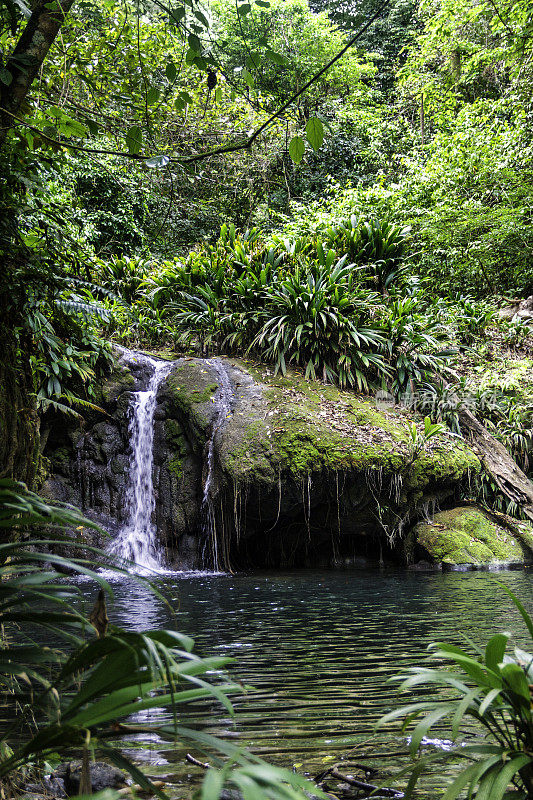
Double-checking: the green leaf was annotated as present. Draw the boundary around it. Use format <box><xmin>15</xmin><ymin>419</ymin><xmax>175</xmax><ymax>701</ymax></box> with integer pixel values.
<box><xmin>146</xmin><ymin>87</ymin><xmax>160</xmax><ymax>105</ymax></box>
<box><xmin>188</xmin><ymin>33</ymin><xmax>201</xmax><ymax>52</ymax></box>
<box><xmin>0</xmin><ymin>68</ymin><xmax>13</xmax><ymax>86</ymax></box>
<box><xmin>237</xmin><ymin>2</ymin><xmax>251</xmax><ymax>13</ymax></box>
<box><xmin>485</xmin><ymin>633</ymin><xmax>508</xmax><ymax>671</ymax></box>
<box><xmin>264</xmin><ymin>49</ymin><xmax>285</xmax><ymax>65</ymax></box>
<box><xmin>288</xmin><ymin>136</ymin><xmax>305</xmax><ymax>164</ymax></box>
<box><xmin>193</xmin><ymin>9</ymin><xmax>209</xmax><ymax>26</ymax></box>
<box><xmin>500</xmin><ymin>662</ymin><xmax>530</xmax><ymax>704</ymax></box>
<box><xmin>201</xmin><ymin>767</ymin><xmax>224</xmax><ymax>800</ymax></box>
<box><xmin>169</xmin><ymin>6</ymin><xmax>185</xmax><ymax>25</ymax></box>
<box><xmin>478</xmin><ymin>687</ymin><xmax>502</xmax><ymax>716</ymax></box>
<box><xmin>305</xmin><ymin>117</ymin><xmax>324</xmax><ymax>152</ymax></box>
<box><xmin>165</xmin><ymin>61</ymin><xmax>177</xmax><ymax>82</ymax></box>
<box><xmin>409</xmin><ymin>706</ymin><xmax>452</xmax><ymax>755</ymax></box>
<box><xmin>442</xmin><ymin>757</ymin><xmax>502</xmax><ymax>800</ymax></box>
<box><xmin>125</xmin><ymin>125</ymin><xmax>142</xmax><ymax>155</ymax></box>
<box><xmin>246</xmin><ymin>52</ymin><xmax>261</xmax><ymax>70</ymax></box>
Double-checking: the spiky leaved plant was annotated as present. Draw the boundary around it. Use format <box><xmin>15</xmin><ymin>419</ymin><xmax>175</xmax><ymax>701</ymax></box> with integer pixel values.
<box><xmin>0</xmin><ymin>479</ymin><xmax>320</xmax><ymax>800</ymax></box>
<box><xmin>379</xmin><ymin>585</ymin><xmax>533</xmax><ymax>800</ymax></box>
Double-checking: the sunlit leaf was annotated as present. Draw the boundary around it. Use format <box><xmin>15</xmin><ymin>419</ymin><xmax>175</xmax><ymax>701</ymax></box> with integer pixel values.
<box><xmin>305</xmin><ymin>117</ymin><xmax>324</xmax><ymax>152</ymax></box>
<box><xmin>288</xmin><ymin>136</ymin><xmax>305</xmax><ymax>164</ymax></box>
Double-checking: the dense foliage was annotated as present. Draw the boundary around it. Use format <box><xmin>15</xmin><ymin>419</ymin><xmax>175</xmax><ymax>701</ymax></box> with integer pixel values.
<box><xmin>380</xmin><ymin>585</ymin><xmax>533</xmax><ymax>800</ymax></box>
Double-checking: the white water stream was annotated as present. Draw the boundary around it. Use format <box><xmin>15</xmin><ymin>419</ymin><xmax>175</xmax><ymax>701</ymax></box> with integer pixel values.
<box><xmin>110</xmin><ymin>351</ymin><xmax>173</xmax><ymax>572</ymax></box>
<box><xmin>200</xmin><ymin>358</ymin><xmax>233</xmax><ymax>571</ymax></box>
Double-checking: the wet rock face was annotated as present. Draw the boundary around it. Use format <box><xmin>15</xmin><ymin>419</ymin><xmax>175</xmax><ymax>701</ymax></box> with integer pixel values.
<box><xmin>41</xmin><ymin>358</ymin><xmax>136</xmax><ymax>543</ymax></box>
<box><xmin>43</xmin><ymin>351</ymin><xmax>483</xmax><ymax>570</ymax></box>
<box><xmin>42</xmin><ymin>351</ymin><xmax>210</xmax><ymax>567</ymax></box>
<box><xmin>154</xmin><ymin>357</ymin><xmax>481</xmax><ymax>569</ymax></box>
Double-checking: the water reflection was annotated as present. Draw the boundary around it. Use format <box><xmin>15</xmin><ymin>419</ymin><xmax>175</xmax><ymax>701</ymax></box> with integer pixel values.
<box><xmin>101</xmin><ymin>569</ymin><xmax>533</xmax><ymax>795</ymax></box>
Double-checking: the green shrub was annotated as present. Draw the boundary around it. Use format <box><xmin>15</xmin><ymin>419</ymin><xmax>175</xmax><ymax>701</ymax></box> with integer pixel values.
<box><xmin>139</xmin><ymin>223</ymin><xmax>468</xmax><ymax>395</ymax></box>
<box><xmin>252</xmin><ymin>261</ymin><xmax>389</xmax><ymax>390</ymax></box>
<box><xmin>377</xmin><ymin>297</ymin><xmax>456</xmax><ymax>395</ymax></box>
<box><xmin>380</xmin><ymin>585</ymin><xmax>533</xmax><ymax>800</ymax></box>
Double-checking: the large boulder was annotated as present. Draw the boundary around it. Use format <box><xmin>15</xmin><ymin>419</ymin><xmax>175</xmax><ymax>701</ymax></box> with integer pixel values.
<box><xmin>407</xmin><ymin>506</ymin><xmax>533</xmax><ymax>569</ymax></box>
<box><xmin>156</xmin><ymin>357</ymin><xmax>480</xmax><ymax>568</ymax></box>
<box><xmin>43</xmin><ymin>350</ymin><xmax>484</xmax><ymax>569</ymax></box>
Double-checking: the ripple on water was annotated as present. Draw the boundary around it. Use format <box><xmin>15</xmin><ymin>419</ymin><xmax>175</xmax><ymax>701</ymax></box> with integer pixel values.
<box><xmin>78</xmin><ymin>569</ymin><xmax>533</xmax><ymax>797</ymax></box>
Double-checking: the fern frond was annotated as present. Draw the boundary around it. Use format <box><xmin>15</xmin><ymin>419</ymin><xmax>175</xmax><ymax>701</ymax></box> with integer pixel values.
<box><xmin>37</xmin><ymin>397</ymin><xmax>84</xmax><ymax>419</ymax></box>
<box><xmin>54</xmin><ymin>298</ymin><xmax>111</xmax><ymax>321</ymax></box>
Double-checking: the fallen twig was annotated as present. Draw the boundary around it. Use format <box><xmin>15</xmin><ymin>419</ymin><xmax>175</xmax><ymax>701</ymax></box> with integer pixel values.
<box><xmin>186</xmin><ymin>753</ymin><xmax>211</xmax><ymax>770</ymax></box>
<box><xmin>328</xmin><ymin>768</ymin><xmax>403</xmax><ymax>798</ymax></box>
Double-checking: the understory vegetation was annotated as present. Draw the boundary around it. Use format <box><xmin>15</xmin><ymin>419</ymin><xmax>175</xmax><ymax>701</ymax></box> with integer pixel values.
<box><xmin>0</xmin><ymin>480</ymin><xmax>315</xmax><ymax>800</ymax></box>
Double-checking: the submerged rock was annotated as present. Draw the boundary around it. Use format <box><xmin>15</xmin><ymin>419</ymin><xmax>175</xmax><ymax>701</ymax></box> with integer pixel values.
<box><xmin>54</xmin><ymin>761</ymin><xmax>127</xmax><ymax>795</ymax></box>
<box><xmin>408</xmin><ymin>506</ymin><xmax>533</xmax><ymax>569</ymax></box>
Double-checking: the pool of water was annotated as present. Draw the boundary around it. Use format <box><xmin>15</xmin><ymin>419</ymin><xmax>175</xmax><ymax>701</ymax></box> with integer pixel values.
<box><xmin>88</xmin><ymin>567</ymin><xmax>533</xmax><ymax>797</ymax></box>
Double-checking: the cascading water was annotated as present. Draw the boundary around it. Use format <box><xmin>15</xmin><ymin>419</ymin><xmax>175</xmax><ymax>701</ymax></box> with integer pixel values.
<box><xmin>201</xmin><ymin>359</ymin><xmax>233</xmax><ymax>571</ymax></box>
<box><xmin>110</xmin><ymin>351</ymin><xmax>173</xmax><ymax>572</ymax></box>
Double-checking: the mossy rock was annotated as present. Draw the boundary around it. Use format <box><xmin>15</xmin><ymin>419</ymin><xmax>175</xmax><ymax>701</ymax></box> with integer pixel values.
<box><xmin>163</xmin><ymin>361</ymin><xmax>218</xmax><ymax>437</ymax></box>
<box><xmin>219</xmin><ymin>359</ymin><xmax>480</xmax><ymax>489</ymax></box>
<box><xmin>98</xmin><ymin>363</ymin><xmax>135</xmax><ymax>404</ymax></box>
<box><xmin>412</xmin><ymin>506</ymin><xmax>533</xmax><ymax>566</ymax></box>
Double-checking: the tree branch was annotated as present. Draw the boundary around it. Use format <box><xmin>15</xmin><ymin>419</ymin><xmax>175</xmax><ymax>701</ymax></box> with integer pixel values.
<box><xmin>0</xmin><ymin>0</ymin><xmax>76</xmax><ymax>148</ymax></box>
<box><xmin>1</xmin><ymin>0</ymin><xmax>388</xmax><ymax>163</ymax></box>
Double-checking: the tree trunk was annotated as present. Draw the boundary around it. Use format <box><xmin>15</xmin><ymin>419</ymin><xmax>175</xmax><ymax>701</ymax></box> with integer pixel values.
<box><xmin>0</xmin><ymin>0</ymin><xmax>75</xmax><ymax>148</ymax></box>
<box><xmin>0</xmin><ymin>294</ymin><xmax>40</xmax><ymax>488</ymax></box>
<box><xmin>459</xmin><ymin>408</ymin><xmax>533</xmax><ymax>524</ymax></box>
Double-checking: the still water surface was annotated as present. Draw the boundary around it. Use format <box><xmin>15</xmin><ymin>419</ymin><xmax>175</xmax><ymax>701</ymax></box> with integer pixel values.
<box><xmin>95</xmin><ymin>568</ymin><xmax>533</xmax><ymax>796</ymax></box>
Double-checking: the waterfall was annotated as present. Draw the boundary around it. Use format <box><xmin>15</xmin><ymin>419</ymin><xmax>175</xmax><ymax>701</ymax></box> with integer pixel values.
<box><xmin>110</xmin><ymin>351</ymin><xmax>173</xmax><ymax>572</ymax></box>
<box><xmin>201</xmin><ymin>358</ymin><xmax>233</xmax><ymax>571</ymax></box>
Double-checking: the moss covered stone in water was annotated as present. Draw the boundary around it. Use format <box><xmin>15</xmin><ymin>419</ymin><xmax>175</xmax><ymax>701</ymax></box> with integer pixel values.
<box><xmin>412</xmin><ymin>507</ymin><xmax>533</xmax><ymax>566</ymax></box>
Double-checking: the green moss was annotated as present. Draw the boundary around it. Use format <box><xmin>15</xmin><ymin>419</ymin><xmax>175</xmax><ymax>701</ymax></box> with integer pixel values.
<box><xmin>221</xmin><ymin>359</ymin><xmax>480</xmax><ymax>487</ymax></box>
<box><xmin>50</xmin><ymin>446</ymin><xmax>70</xmax><ymax>472</ymax></box>
<box><xmin>165</xmin><ymin>419</ymin><xmax>187</xmax><ymax>451</ymax></box>
<box><xmin>406</xmin><ymin>443</ymin><xmax>480</xmax><ymax>489</ymax></box>
<box><xmin>190</xmin><ymin>383</ymin><xmax>218</xmax><ymax>402</ymax></box>
<box><xmin>99</xmin><ymin>365</ymin><xmax>135</xmax><ymax>404</ymax></box>
<box><xmin>223</xmin><ymin>420</ymin><xmax>276</xmax><ymax>483</ymax></box>
<box><xmin>169</xmin><ymin>454</ymin><xmax>183</xmax><ymax>480</ymax></box>
<box><xmin>414</xmin><ymin>507</ymin><xmax>531</xmax><ymax>564</ymax></box>
<box><xmin>166</xmin><ymin>367</ymin><xmax>217</xmax><ymax>409</ymax></box>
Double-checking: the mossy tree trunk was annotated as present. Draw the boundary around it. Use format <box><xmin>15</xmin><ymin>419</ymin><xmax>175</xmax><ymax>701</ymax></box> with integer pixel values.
<box><xmin>0</xmin><ymin>292</ymin><xmax>40</xmax><ymax>489</ymax></box>
<box><xmin>459</xmin><ymin>408</ymin><xmax>533</xmax><ymax>523</ymax></box>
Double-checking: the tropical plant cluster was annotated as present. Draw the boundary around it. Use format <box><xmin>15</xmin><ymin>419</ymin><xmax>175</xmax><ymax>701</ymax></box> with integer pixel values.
<box><xmin>103</xmin><ymin>217</ymin><xmax>460</xmax><ymax>394</ymax></box>
<box><xmin>380</xmin><ymin>585</ymin><xmax>533</xmax><ymax>800</ymax></box>
<box><xmin>0</xmin><ymin>479</ymin><xmax>318</xmax><ymax>800</ymax></box>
